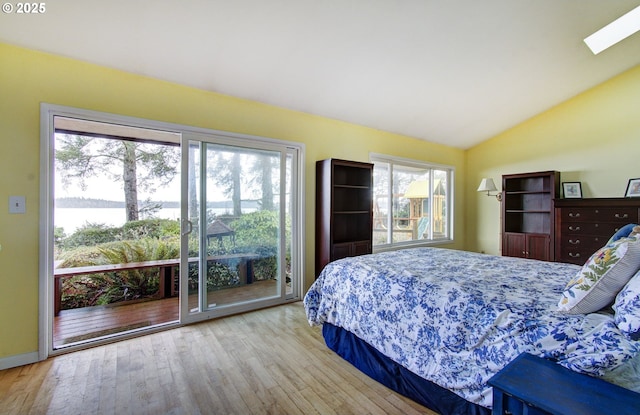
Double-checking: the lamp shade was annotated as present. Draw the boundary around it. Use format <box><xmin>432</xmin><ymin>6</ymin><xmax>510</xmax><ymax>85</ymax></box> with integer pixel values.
<box><xmin>477</xmin><ymin>178</ymin><xmax>498</xmax><ymax>192</ymax></box>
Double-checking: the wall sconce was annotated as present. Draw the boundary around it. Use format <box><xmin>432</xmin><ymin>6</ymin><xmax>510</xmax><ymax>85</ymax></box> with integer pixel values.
<box><xmin>477</xmin><ymin>178</ymin><xmax>502</xmax><ymax>201</ymax></box>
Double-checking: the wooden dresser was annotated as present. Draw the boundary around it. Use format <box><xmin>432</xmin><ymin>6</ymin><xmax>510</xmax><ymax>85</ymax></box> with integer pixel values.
<box><xmin>554</xmin><ymin>198</ymin><xmax>640</xmax><ymax>265</ymax></box>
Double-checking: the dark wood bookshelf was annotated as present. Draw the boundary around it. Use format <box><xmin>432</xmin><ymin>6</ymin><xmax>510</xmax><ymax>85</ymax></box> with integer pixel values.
<box><xmin>501</xmin><ymin>171</ymin><xmax>560</xmax><ymax>261</ymax></box>
<box><xmin>316</xmin><ymin>159</ymin><xmax>373</xmax><ymax>276</ymax></box>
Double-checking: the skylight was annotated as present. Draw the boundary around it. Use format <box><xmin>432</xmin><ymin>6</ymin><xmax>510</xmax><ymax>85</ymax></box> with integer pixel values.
<box><xmin>584</xmin><ymin>5</ymin><xmax>640</xmax><ymax>54</ymax></box>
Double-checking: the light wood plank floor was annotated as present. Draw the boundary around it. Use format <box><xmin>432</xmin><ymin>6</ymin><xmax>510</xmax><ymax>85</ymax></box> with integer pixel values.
<box><xmin>1</xmin><ymin>302</ymin><xmax>437</xmax><ymax>415</ymax></box>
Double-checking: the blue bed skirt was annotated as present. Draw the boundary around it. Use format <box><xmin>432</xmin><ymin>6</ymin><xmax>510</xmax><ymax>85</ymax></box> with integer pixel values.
<box><xmin>322</xmin><ymin>323</ymin><xmax>490</xmax><ymax>415</ymax></box>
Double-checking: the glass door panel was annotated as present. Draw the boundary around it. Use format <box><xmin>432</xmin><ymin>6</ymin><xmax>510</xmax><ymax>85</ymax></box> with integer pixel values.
<box><xmin>50</xmin><ymin>116</ymin><xmax>181</xmax><ymax>350</ymax></box>
<box><xmin>180</xmin><ymin>134</ymin><xmax>288</xmax><ymax>322</ymax></box>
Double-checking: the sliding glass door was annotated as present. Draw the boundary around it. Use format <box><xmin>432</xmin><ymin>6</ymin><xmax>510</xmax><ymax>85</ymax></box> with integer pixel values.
<box><xmin>41</xmin><ymin>104</ymin><xmax>303</xmax><ymax>357</ymax></box>
<box><xmin>180</xmin><ymin>133</ymin><xmax>295</xmax><ymax>322</ymax></box>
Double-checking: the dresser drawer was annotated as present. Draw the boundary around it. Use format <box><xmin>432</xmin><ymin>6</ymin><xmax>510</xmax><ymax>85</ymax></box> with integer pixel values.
<box><xmin>557</xmin><ymin>246</ymin><xmax>597</xmax><ymax>265</ymax></box>
<box><xmin>558</xmin><ymin>222</ymin><xmax>621</xmax><ymax>237</ymax></box>
<box><xmin>493</xmin><ymin>393</ymin><xmax>549</xmax><ymax>415</ymax></box>
<box><xmin>558</xmin><ymin>207</ymin><xmax>637</xmax><ymax>223</ymax></box>
<box><xmin>556</xmin><ymin>231</ymin><xmax>614</xmax><ymax>265</ymax></box>
<box><xmin>559</xmin><ymin>235</ymin><xmax>603</xmax><ymax>251</ymax></box>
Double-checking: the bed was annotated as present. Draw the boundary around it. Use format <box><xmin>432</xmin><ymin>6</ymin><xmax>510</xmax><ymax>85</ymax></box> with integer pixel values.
<box><xmin>304</xmin><ymin>246</ymin><xmax>640</xmax><ymax>414</ymax></box>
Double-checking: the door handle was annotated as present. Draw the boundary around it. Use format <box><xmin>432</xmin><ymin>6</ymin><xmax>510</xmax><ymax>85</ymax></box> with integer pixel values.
<box><xmin>181</xmin><ymin>219</ymin><xmax>193</xmax><ymax>236</ymax></box>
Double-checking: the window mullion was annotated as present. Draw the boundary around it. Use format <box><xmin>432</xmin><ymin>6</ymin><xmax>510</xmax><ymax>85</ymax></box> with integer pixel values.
<box><xmin>428</xmin><ymin>169</ymin><xmax>434</xmax><ymax>240</ymax></box>
<box><xmin>387</xmin><ymin>163</ymin><xmax>394</xmax><ymax>244</ymax></box>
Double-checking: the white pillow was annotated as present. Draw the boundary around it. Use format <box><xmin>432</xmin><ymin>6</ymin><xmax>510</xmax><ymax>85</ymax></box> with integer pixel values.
<box><xmin>613</xmin><ymin>269</ymin><xmax>640</xmax><ymax>340</ymax></box>
<box><xmin>558</xmin><ymin>235</ymin><xmax>640</xmax><ymax>314</ymax></box>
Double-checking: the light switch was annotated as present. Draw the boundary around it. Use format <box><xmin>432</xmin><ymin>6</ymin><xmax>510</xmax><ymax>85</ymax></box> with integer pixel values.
<box><xmin>9</xmin><ymin>196</ymin><xmax>26</xmax><ymax>214</ymax></box>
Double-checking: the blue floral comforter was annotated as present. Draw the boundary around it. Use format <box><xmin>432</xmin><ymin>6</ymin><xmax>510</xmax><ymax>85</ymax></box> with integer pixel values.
<box><xmin>304</xmin><ymin>248</ymin><xmax>640</xmax><ymax>408</ymax></box>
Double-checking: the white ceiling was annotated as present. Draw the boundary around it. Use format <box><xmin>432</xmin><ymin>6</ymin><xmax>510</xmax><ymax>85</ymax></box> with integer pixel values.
<box><xmin>2</xmin><ymin>1</ymin><xmax>640</xmax><ymax>149</ymax></box>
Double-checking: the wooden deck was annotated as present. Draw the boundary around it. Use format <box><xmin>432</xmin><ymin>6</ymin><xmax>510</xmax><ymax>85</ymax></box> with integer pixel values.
<box><xmin>53</xmin><ymin>280</ymin><xmax>278</xmax><ymax>347</ymax></box>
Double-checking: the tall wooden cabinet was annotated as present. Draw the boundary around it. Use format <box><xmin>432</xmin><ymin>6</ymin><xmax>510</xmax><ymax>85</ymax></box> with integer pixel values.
<box><xmin>501</xmin><ymin>171</ymin><xmax>560</xmax><ymax>261</ymax></box>
<box><xmin>316</xmin><ymin>159</ymin><xmax>373</xmax><ymax>276</ymax></box>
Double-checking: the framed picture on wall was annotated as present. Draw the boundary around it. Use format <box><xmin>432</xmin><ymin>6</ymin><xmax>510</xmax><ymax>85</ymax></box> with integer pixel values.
<box><xmin>625</xmin><ymin>178</ymin><xmax>640</xmax><ymax>198</ymax></box>
<box><xmin>562</xmin><ymin>182</ymin><xmax>582</xmax><ymax>199</ymax></box>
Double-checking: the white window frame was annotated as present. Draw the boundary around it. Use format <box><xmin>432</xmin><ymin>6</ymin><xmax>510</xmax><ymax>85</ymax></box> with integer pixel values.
<box><xmin>370</xmin><ymin>153</ymin><xmax>454</xmax><ymax>252</ymax></box>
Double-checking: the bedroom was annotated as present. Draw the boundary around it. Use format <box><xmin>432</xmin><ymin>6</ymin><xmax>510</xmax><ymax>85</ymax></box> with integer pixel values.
<box><xmin>1</xmin><ymin>1</ymin><xmax>640</xmax><ymax>413</ymax></box>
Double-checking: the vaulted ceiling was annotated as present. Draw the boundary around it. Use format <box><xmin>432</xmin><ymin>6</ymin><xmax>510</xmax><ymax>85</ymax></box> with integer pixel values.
<box><xmin>1</xmin><ymin>1</ymin><xmax>639</xmax><ymax>149</ymax></box>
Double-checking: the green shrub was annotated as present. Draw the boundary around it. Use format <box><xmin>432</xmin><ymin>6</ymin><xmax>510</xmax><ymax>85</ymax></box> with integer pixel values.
<box><xmin>229</xmin><ymin>210</ymin><xmax>290</xmax><ymax>280</ymax></box>
<box><xmin>54</xmin><ymin>226</ymin><xmax>66</xmax><ymax>245</ymax></box>
<box><xmin>121</xmin><ymin>218</ymin><xmax>180</xmax><ymax>240</ymax></box>
<box><xmin>230</xmin><ymin>210</ymin><xmax>279</xmax><ymax>249</ymax></box>
<box><xmin>186</xmin><ymin>260</ymin><xmax>239</xmax><ymax>293</ymax></box>
<box><xmin>62</xmin><ymin>222</ymin><xmax>120</xmax><ymax>249</ymax></box>
<box><xmin>57</xmin><ymin>245</ymin><xmax>106</xmax><ymax>268</ymax></box>
<box><xmin>60</xmin><ymin>218</ymin><xmax>180</xmax><ymax>251</ymax></box>
<box><xmin>59</xmin><ymin>238</ymin><xmax>180</xmax><ymax>309</ymax></box>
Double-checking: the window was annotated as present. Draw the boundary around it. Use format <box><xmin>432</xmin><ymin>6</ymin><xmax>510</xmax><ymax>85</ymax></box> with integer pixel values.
<box><xmin>371</xmin><ymin>153</ymin><xmax>453</xmax><ymax>249</ymax></box>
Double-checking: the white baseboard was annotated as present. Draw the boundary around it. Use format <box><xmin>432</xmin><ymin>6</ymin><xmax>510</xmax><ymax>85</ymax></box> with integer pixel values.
<box><xmin>0</xmin><ymin>352</ymin><xmax>40</xmax><ymax>370</ymax></box>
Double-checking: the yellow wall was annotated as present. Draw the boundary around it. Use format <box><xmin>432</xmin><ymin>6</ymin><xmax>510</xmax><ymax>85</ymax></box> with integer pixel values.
<box><xmin>466</xmin><ymin>64</ymin><xmax>640</xmax><ymax>255</ymax></box>
<box><xmin>0</xmin><ymin>43</ymin><xmax>465</xmax><ymax>362</ymax></box>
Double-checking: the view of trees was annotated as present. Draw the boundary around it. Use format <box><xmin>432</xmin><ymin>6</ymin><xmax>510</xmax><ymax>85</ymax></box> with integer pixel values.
<box><xmin>203</xmin><ymin>144</ymin><xmax>278</xmax><ymax>216</ymax></box>
<box><xmin>54</xmin><ymin>133</ymin><xmax>285</xmax><ymax>310</ymax></box>
<box><xmin>56</xmin><ymin>135</ymin><xmax>180</xmax><ymax>221</ymax></box>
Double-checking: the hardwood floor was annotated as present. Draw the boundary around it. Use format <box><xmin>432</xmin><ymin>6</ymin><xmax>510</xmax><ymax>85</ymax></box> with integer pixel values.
<box><xmin>1</xmin><ymin>302</ymin><xmax>436</xmax><ymax>415</ymax></box>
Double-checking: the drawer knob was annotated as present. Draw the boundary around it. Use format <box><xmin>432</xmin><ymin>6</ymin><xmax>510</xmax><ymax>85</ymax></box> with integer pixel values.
<box><xmin>568</xmin><ymin>226</ymin><xmax>581</xmax><ymax>231</ymax></box>
<box><xmin>568</xmin><ymin>212</ymin><xmax>581</xmax><ymax>218</ymax></box>
<box><xmin>569</xmin><ymin>253</ymin><xmax>581</xmax><ymax>258</ymax></box>
<box><xmin>615</xmin><ymin>213</ymin><xmax>629</xmax><ymax>219</ymax></box>
<box><xmin>569</xmin><ymin>239</ymin><xmax>580</xmax><ymax>245</ymax></box>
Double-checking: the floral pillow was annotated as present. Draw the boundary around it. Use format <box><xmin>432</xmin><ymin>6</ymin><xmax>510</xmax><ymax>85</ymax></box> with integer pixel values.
<box><xmin>613</xmin><ymin>270</ymin><xmax>640</xmax><ymax>340</ymax></box>
<box><xmin>607</xmin><ymin>223</ymin><xmax>639</xmax><ymax>245</ymax></box>
<box><xmin>558</xmin><ymin>235</ymin><xmax>640</xmax><ymax>314</ymax></box>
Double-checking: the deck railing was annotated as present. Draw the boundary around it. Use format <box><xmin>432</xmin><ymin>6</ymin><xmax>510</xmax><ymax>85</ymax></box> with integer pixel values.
<box><xmin>53</xmin><ymin>254</ymin><xmax>258</xmax><ymax>316</ymax></box>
